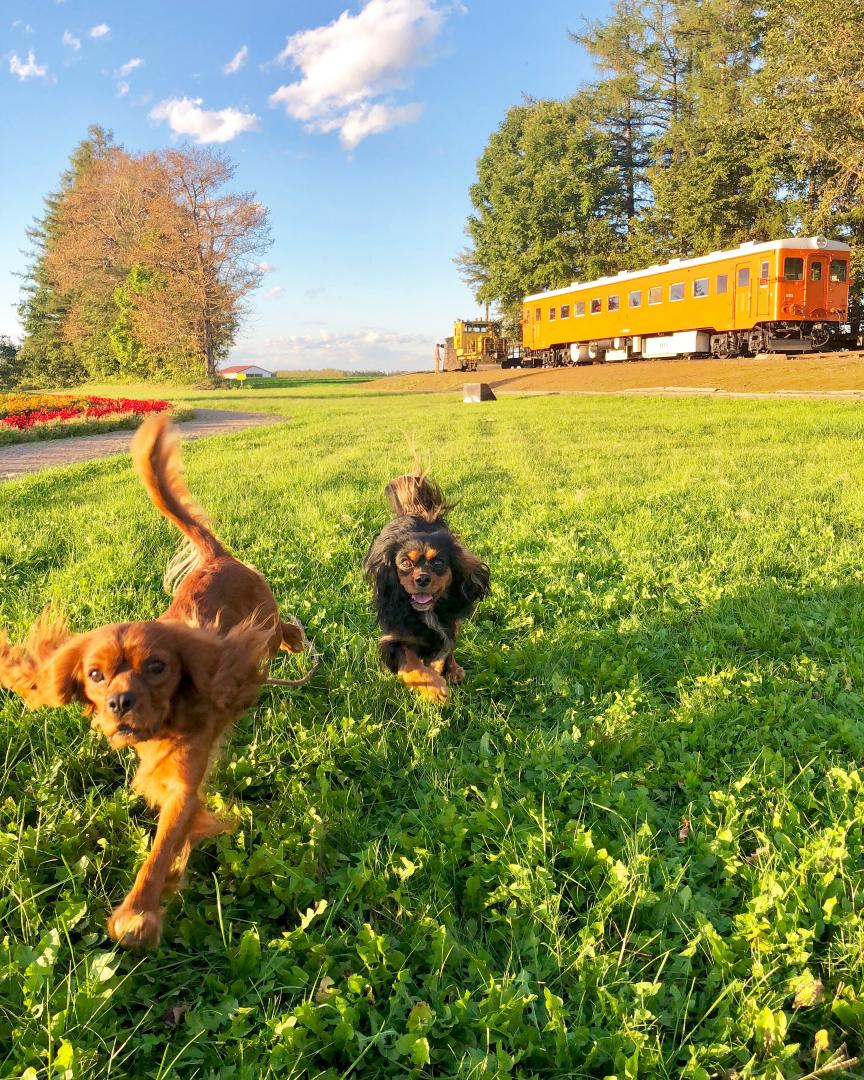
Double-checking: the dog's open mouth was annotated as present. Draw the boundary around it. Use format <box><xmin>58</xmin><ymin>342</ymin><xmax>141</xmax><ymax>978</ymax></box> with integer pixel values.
<box><xmin>110</xmin><ymin>722</ymin><xmax>140</xmax><ymax>745</ymax></box>
<box><xmin>409</xmin><ymin>593</ymin><xmax>435</xmax><ymax>610</ymax></box>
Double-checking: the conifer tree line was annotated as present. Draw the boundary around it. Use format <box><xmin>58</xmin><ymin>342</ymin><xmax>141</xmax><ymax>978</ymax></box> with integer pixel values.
<box><xmin>459</xmin><ymin>0</ymin><xmax>864</xmax><ymax>334</ymax></box>
<box><xmin>13</xmin><ymin>126</ymin><xmax>271</xmax><ymax>387</ymax></box>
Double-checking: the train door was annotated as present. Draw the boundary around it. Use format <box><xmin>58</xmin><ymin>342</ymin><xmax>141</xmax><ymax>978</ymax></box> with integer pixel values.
<box><xmin>530</xmin><ymin>305</ymin><xmax>542</xmax><ymax>350</ymax></box>
<box><xmin>756</xmin><ymin>259</ymin><xmax>771</xmax><ymax>319</ymax></box>
<box><xmin>734</xmin><ymin>263</ymin><xmax>753</xmax><ymax>327</ymax></box>
<box><xmin>806</xmin><ymin>254</ymin><xmax>827</xmax><ymax>316</ymax></box>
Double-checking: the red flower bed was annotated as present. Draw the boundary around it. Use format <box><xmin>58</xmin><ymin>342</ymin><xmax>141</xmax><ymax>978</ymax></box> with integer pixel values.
<box><xmin>0</xmin><ymin>395</ymin><xmax>170</xmax><ymax>431</ymax></box>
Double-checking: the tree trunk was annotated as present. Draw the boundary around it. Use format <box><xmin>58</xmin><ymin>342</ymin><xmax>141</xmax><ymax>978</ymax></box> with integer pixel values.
<box><xmin>203</xmin><ymin>316</ymin><xmax>216</xmax><ymax>378</ymax></box>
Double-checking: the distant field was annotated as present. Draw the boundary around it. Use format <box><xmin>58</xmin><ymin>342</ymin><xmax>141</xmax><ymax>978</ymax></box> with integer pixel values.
<box><xmin>2</xmin><ymin>384</ymin><xmax>864</xmax><ymax>1077</ymax></box>
<box><xmin>376</xmin><ymin>351</ymin><xmax>864</xmax><ymax>395</ymax></box>
<box><xmin>232</xmin><ymin>375</ymin><xmax>384</xmax><ymax>389</ymax></box>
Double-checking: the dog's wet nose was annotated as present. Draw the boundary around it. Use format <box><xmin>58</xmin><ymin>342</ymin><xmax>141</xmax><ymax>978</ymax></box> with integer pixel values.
<box><xmin>107</xmin><ymin>691</ymin><xmax>137</xmax><ymax>715</ymax></box>
<box><xmin>415</xmin><ymin>572</ymin><xmax>431</xmax><ymax>588</ymax></box>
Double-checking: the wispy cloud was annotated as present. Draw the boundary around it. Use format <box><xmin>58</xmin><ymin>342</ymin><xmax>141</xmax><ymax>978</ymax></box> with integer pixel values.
<box><xmin>258</xmin><ymin>262</ymin><xmax>276</xmax><ymax>273</ymax></box>
<box><xmin>266</xmin><ymin>286</ymin><xmax>284</xmax><ymax>299</ymax></box>
<box><xmin>62</xmin><ymin>30</ymin><xmax>80</xmax><ymax>51</ymax></box>
<box><xmin>224</xmin><ymin>45</ymin><xmax>248</xmax><ymax>75</ymax></box>
<box><xmin>268</xmin><ymin>0</ymin><xmax>448</xmax><ymax>148</ymax></box>
<box><xmin>149</xmin><ymin>97</ymin><xmax>259</xmax><ymax>143</ymax></box>
<box><xmin>230</xmin><ymin>326</ymin><xmax>431</xmax><ymax>371</ymax></box>
<box><xmin>118</xmin><ymin>57</ymin><xmax>144</xmax><ymax>77</ymax></box>
<box><xmin>89</xmin><ymin>23</ymin><xmax>110</xmax><ymax>38</ymax></box>
<box><xmin>10</xmin><ymin>50</ymin><xmax>48</xmax><ymax>81</ymax></box>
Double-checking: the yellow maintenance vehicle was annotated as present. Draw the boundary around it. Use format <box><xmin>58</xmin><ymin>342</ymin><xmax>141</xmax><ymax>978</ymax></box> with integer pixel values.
<box><xmin>439</xmin><ymin>319</ymin><xmax>509</xmax><ymax>371</ymax></box>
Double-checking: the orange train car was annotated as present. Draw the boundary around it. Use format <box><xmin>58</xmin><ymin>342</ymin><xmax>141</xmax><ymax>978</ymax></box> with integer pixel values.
<box><xmin>521</xmin><ymin>237</ymin><xmax>851</xmax><ymax>365</ymax></box>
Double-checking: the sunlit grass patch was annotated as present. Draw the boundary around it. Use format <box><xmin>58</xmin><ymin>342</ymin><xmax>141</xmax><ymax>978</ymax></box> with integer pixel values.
<box><xmin>1</xmin><ymin>386</ymin><xmax>864</xmax><ymax>1077</ymax></box>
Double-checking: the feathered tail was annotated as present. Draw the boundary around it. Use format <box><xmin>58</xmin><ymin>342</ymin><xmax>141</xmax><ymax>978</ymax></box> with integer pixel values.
<box><xmin>385</xmin><ymin>472</ymin><xmax>450</xmax><ymax>523</ymax></box>
<box><xmin>131</xmin><ymin>415</ymin><xmax>227</xmax><ymax>576</ymax></box>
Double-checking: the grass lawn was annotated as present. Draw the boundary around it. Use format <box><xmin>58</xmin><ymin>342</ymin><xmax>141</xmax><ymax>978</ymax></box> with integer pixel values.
<box><xmin>1</xmin><ymin>382</ymin><xmax>864</xmax><ymax>1078</ymax></box>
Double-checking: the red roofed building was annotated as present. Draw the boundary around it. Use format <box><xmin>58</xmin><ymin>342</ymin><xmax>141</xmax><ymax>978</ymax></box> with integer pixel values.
<box><xmin>220</xmin><ymin>364</ymin><xmax>274</xmax><ymax>379</ymax></box>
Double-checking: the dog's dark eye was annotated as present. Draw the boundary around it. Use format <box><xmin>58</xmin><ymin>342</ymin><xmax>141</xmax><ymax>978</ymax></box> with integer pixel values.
<box><xmin>88</xmin><ymin>668</ymin><xmax>104</xmax><ymax>683</ymax></box>
<box><xmin>396</xmin><ymin>557</ymin><xmax>412</xmax><ymax>572</ymax></box>
<box><xmin>431</xmin><ymin>559</ymin><xmax>446</xmax><ymax>571</ymax></box>
<box><xmin>146</xmin><ymin>658</ymin><xmax>166</xmax><ymax>675</ymax></box>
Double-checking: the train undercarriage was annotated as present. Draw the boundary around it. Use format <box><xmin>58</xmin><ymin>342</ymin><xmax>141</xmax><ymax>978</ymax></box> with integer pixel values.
<box><xmin>518</xmin><ymin>320</ymin><xmax>842</xmax><ymax>368</ymax></box>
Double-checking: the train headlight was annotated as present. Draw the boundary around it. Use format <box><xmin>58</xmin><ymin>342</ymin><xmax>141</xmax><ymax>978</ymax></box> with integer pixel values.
<box><xmin>815</xmin><ymin>236</ymin><xmax>828</xmax><ymax>249</ymax></box>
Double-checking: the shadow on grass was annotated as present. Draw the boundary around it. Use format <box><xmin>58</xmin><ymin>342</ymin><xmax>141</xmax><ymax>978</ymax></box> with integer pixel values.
<box><xmin>3</xmin><ymin>578</ymin><xmax>864</xmax><ymax>1077</ymax></box>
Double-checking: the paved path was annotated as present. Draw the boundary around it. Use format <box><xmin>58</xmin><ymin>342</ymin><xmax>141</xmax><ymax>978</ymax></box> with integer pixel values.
<box><xmin>0</xmin><ymin>409</ymin><xmax>286</xmax><ymax>481</ymax></box>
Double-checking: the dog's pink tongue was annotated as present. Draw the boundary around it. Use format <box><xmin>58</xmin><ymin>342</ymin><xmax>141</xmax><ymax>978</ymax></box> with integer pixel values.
<box><xmin>413</xmin><ymin>594</ymin><xmax>433</xmax><ymax>605</ymax></box>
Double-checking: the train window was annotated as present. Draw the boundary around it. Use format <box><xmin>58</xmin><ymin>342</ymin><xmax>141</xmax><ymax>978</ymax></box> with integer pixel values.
<box><xmin>535</xmin><ymin>307</ymin><xmax>541</xmax><ymax>321</ymax></box>
<box><xmin>738</xmin><ymin>267</ymin><xmax>751</xmax><ymax>287</ymax></box>
<box><xmin>575</xmin><ymin>301</ymin><xmax>585</xmax><ymax>316</ymax></box>
<box><xmin>549</xmin><ymin>307</ymin><xmax>556</xmax><ymax>321</ymax></box>
<box><xmin>590</xmin><ymin>298</ymin><xmax>602</xmax><ymax>314</ymax></box>
<box><xmin>670</xmin><ymin>282</ymin><xmax>684</xmax><ymax>301</ymax></box>
<box><xmin>693</xmin><ymin>277</ymin><xmax>710</xmax><ymax>298</ymax></box>
<box><xmin>648</xmin><ymin>286</ymin><xmax>662</xmax><ymax>305</ymax></box>
<box><xmin>810</xmin><ymin>262</ymin><xmax>822</xmax><ymax>281</ymax></box>
<box><xmin>629</xmin><ymin>290</ymin><xmax>642</xmax><ymax>308</ymax></box>
<box><xmin>830</xmin><ymin>259</ymin><xmax>848</xmax><ymax>283</ymax></box>
<box><xmin>608</xmin><ymin>294</ymin><xmax>620</xmax><ymax>311</ymax></box>
<box><xmin>560</xmin><ymin>304</ymin><xmax>570</xmax><ymax>319</ymax></box>
<box><xmin>783</xmin><ymin>258</ymin><xmax>803</xmax><ymax>281</ymax></box>
<box><xmin>717</xmin><ymin>274</ymin><xmax>728</xmax><ymax>294</ymax></box>
<box><xmin>760</xmin><ymin>261</ymin><xmax>769</xmax><ymax>284</ymax></box>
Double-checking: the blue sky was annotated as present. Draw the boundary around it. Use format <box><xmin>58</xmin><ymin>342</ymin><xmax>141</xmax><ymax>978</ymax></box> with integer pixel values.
<box><xmin>1</xmin><ymin>0</ymin><xmax>605</xmax><ymax>371</ymax></box>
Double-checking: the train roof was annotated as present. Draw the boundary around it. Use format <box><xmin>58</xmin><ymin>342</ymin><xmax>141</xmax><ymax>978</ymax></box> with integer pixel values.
<box><xmin>523</xmin><ymin>236</ymin><xmax>852</xmax><ymax>302</ymax></box>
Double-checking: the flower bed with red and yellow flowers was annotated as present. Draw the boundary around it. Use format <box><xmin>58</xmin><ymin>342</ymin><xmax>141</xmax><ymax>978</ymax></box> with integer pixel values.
<box><xmin>0</xmin><ymin>393</ymin><xmax>182</xmax><ymax>445</ymax></box>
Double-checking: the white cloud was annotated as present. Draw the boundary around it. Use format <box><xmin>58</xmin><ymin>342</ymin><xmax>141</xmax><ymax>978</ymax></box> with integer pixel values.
<box><xmin>62</xmin><ymin>30</ymin><xmax>80</xmax><ymax>50</ymax></box>
<box><xmin>258</xmin><ymin>262</ymin><xmax>276</xmax><ymax>273</ymax></box>
<box><xmin>10</xmin><ymin>50</ymin><xmax>48</xmax><ymax>80</ymax></box>
<box><xmin>229</xmin><ymin>326</ymin><xmax>432</xmax><ymax>371</ymax></box>
<box><xmin>269</xmin><ymin>0</ymin><xmax>446</xmax><ymax>147</ymax></box>
<box><xmin>336</xmin><ymin>101</ymin><xmax>424</xmax><ymax>148</ymax></box>
<box><xmin>224</xmin><ymin>45</ymin><xmax>248</xmax><ymax>75</ymax></box>
<box><xmin>149</xmin><ymin>97</ymin><xmax>259</xmax><ymax>143</ymax></box>
<box><xmin>266</xmin><ymin>286</ymin><xmax>284</xmax><ymax>299</ymax></box>
<box><xmin>118</xmin><ymin>57</ymin><xmax>144</xmax><ymax>77</ymax></box>
<box><xmin>117</xmin><ymin>80</ymin><xmax>129</xmax><ymax>97</ymax></box>
<box><xmin>89</xmin><ymin>23</ymin><xmax>110</xmax><ymax>38</ymax></box>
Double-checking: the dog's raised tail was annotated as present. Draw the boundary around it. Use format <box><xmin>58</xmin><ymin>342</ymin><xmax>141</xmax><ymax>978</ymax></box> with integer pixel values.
<box><xmin>131</xmin><ymin>415</ymin><xmax>227</xmax><ymax>563</ymax></box>
<box><xmin>385</xmin><ymin>472</ymin><xmax>449</xmax><ymax>523</ymax></box>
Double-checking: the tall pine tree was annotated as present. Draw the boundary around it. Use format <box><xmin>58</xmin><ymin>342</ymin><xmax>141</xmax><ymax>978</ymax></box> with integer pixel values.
<box><xmin>16</xmin><ymin>126</ymin><xmax>116</xmax><ymax>387</ymax></box>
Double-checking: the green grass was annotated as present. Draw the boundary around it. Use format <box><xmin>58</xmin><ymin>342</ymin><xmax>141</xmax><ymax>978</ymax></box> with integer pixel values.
<box><xmin>226</xmin><ymin>376</ymin><xmax>383</xmax><ymax>390</ymax></box>
<box><xmin>2</xmin><ymin>384</ymin><xmax>864</xmax><ymax>1078</ymax></box>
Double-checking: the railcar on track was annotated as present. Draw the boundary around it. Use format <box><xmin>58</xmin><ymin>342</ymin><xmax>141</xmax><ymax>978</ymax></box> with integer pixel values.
<box><xmin>521</xmin><ymin>237</ymin><xmax>851</xmax><ymax>366</ymax></box>
<box><xmin>441</xmin><ymin>319</ymin><xmax>509</xmax><ymax>371</ymax></box>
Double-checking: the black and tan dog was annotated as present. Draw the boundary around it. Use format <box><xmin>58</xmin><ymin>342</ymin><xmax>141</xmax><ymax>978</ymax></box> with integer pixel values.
<box><xmin>363</xmin><ymin>471</ymin><xmax>489</xmax><ymax>703</ymax></box>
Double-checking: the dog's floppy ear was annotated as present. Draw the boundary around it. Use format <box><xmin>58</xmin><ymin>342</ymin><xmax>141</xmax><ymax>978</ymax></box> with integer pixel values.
<box><xmin>364</xmin><ymin>535</ymin><xmax>404</xmax><ymax>614</ymax></box>
<box><xmin>0</xmin><ymin>610</ymin><xmax>87</xmax><ymax>709</ymax></box>
<box><xmin>161</xmin><ymin>619</ymin><xmax>269</xmax><ymax>714</ymax></box>
<box><xmin>42</xmin><ymin>637</ymin><xmax>89</xmax><ymax>708</ymax></box>
<box><xmin>452</xmin><ymin>541</ymin><xmax>490</xmax><ymax>606</ymax></box>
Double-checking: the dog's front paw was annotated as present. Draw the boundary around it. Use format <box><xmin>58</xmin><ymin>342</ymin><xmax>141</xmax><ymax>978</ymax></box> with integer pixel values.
<box><xmin>417</xmin><ymin>672</ymin><xmax>448</xmax><ymax>704</ymax></box>
<box><xmin>446</xmin><ymin>662</ymin><xmax>465</xmax><ymax>684</ymax></box>
<box><xmin>107</xmin><ymin>904</ymin><xmax>162</xmax><ymax>949</ymax></box>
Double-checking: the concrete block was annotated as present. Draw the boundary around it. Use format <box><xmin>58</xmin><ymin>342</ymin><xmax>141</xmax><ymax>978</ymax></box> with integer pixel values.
<box><xmin>463</xmin><ymin>382</ymin><xmax>497</xmax><ymax>403</ymax></box>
